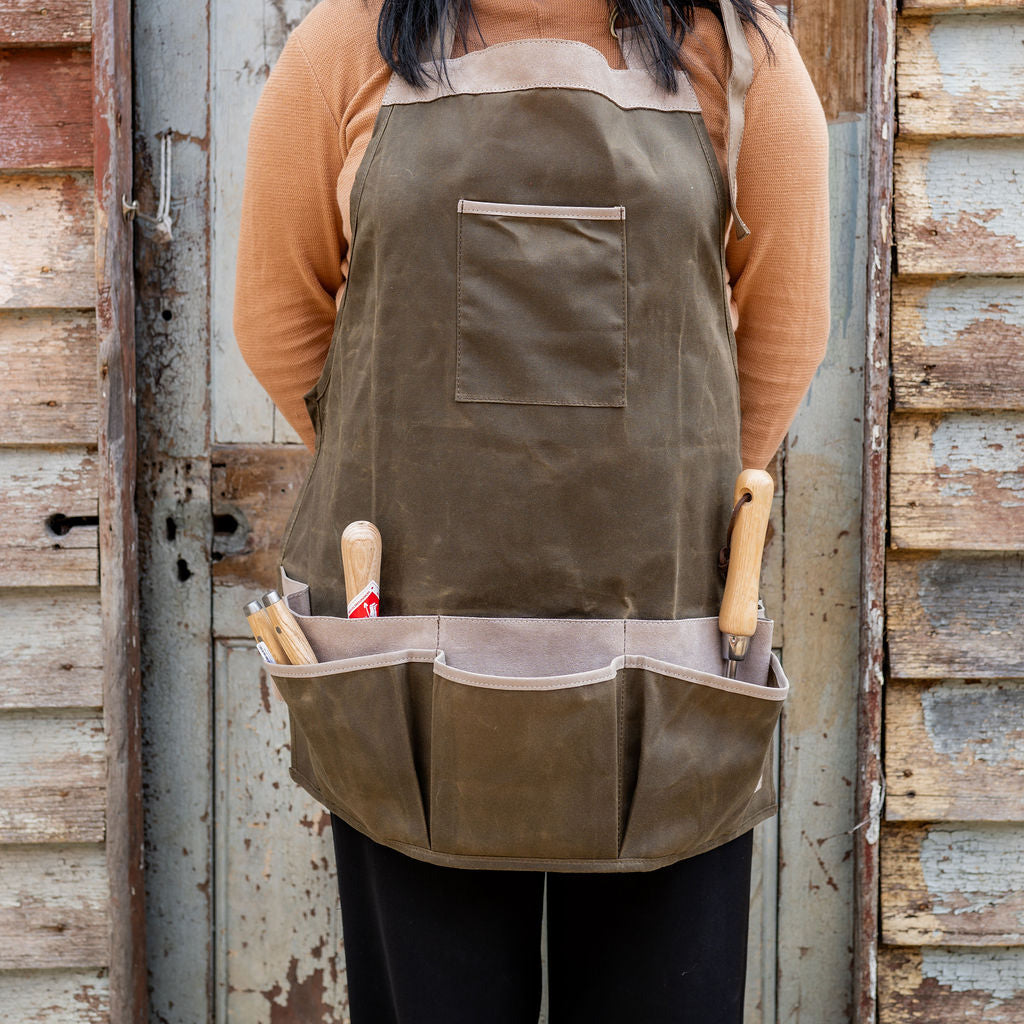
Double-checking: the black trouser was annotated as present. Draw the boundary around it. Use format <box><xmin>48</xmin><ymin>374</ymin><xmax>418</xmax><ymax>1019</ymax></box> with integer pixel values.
<box><xmin>330</xmin><ymin>814</ymin><xmax>753</xmax><ymax>1023</ymax></box>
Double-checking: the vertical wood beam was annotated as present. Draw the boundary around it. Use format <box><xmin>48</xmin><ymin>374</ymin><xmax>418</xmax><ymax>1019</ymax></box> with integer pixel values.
<box><xmin>857</xmin><ymin>0</ymin><xmax>896</xmax><ymax>1020</ymax></box>
<box><xmin>790</xmin><ymin>0</ymin><xmax>868</xmax><ymax>120</ymax></box>
<box><xmin>93</xmin><ymin>0</ymin><xmax>146</xmax><ymax>1017</ymax></box>
<box><xmin>133</xmin><ymin>0</ymin><xmax>213</xmax><ymax>1019</ymax></box>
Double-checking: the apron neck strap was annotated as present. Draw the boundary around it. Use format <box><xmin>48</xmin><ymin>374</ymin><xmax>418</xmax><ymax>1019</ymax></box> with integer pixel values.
<box><xmin>717</xmin><ymin>0</ymin><xmax>752</xmax><ymax>239</ymax></box>
<box><xmin>615</xmin><ymin>3</ymin><xmax>752</xmax><ymax>240</ymax></box>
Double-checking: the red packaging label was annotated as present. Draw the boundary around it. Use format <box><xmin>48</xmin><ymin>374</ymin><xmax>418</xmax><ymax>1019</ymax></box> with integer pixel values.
<box><xmin>347</xmin><ymin>580</ymin><xmax>380</xmax><ymax>618</ymax></box>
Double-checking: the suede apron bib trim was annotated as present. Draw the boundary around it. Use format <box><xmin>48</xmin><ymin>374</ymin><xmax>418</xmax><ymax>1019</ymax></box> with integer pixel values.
<box><xmin>273</xmin><ymin>5</ymin><xmax>784</xmax><ymax>872</ymax></box>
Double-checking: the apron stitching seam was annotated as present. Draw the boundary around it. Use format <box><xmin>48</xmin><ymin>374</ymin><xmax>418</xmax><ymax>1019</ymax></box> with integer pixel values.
<box><xmin>619</xmin><ymin>216</ymin><xmax>627</xmax><ymax>404</ymax></box>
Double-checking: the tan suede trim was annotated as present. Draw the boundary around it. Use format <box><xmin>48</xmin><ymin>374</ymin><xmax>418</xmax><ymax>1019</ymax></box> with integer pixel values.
<box><xmin>382</xmin><ymin>39</ymin><xmax>701</xmax><ymax>113</ymax></box>
<box><xmin>459</xmin><ymin>199</ymin><xmax>626</xmax><ymax>220</ymax></box>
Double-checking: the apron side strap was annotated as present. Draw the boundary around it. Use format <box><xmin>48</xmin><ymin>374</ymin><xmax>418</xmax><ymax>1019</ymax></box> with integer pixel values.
<box><xmin>719</xmin><ymin>0</ymin><xmax>753</xmax><ymax>240</ymax></box>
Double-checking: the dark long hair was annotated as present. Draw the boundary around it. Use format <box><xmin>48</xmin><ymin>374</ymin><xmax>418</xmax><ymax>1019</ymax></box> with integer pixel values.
<box><xmin>377</xmin><ymin>0</ymin><xmax>774</xmax><ymax>92</ymax></box>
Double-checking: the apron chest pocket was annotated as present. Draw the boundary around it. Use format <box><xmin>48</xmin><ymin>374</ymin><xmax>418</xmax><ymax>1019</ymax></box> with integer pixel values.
<box><xmin>456</xmin><ymin>199</ymin><xmax>627</xmax><ymax>407</ymax></box>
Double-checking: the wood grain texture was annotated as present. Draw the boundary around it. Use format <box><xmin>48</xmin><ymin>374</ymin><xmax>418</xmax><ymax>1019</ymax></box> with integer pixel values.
<box><xmin>210</xmin><ymin>444</ymin><xmax>312</xmax><ymax>638</ymax></box>
<box><xmin>777</xmin><ymin>116</ymin><xmax>867</xmax><ymax>1024</ymax></box>
<box><xmin>902</xmin><ymin>0</ymin><xmax>1023</xmax><ymax>11</ymax></box>
<box><xmin>892</xmin><ymin>277</ymin><xmax>1024</xmax><ymax>410</ymax></box>
<box><xmin>882</xmin><ymin>823</ymin><xmax>1024</xmax><ymax>945</ymax></box>
<box><xmin>0</xmin><ymin>47</ymin><xmax>93</xmax><ymax>169</ymax></box>
<box><xmin>94</xmin><ymin>0</ymin><xmax>147</xmax><ymax>1012</ymax></box>
<box><xmin>0</xmin><ymin>173</ymin><xmax>95</xmax><ymax>308</ymax></box>
<box><xmin>895</xmin><ymin>139</ymin><xmax>1024</xmax><ymax>275</ymax></box>
<box><xmin>0</xmin><ymin>845</ymin><xmax>108</xmax><ymax>970</ymax></box>
<box><xmin>885</xmin><ymin>679</ymin><xmax>1024</xmax><ymax>821</ymax></box>
<box><xmin>859</xmin><ymin>3</ymin><xmax>894</xmax><ymax>1018</ymax></box>
<box><xmin>209</xmin><ymin>0</ymin><xmax>303</xmax><ymax>442</ymax></box>
<box><xmin>887</xmin><ymin>552</ymin><xmax>1024</xmax><ymax>679</ymax></box>
<box><xmin>213</xmin><ymin>642</ymin><xmax>347</xmax><ymax>1023</ymax></box>
<box><xmin>0</xmin><ymin>589</ymin><xmax>103</xmax><ymax>709</ymax></box>
<box><xmin>890</xmin><ymin>412</ymin><xmax>1024</xmax><ymax>550</ymax></box>
<box><xmin>790</xmin><ymin>0</ymin><xmax>867</xmax><ymax>119</ymax></box>
<box><xmin>0</xmin><ymin>448</ymin><xmax>98</xmax><ymax>587</ymax></box>
<box><xmin>898</xmin><ymin>14</ymin><xmax>1024</xmax><ymax>136</ymax></box>
<box><xmin>0</xmin><ymin>712</ymin><xmax>105</xmax><ymax>843</ymax></box>
<box><xmin>0</xmin><ymin>310</ymin><xmax>98</xmax><ymax>444</ymax></box>
<box><xmin>0</xmin><ymin>0</ymin><xmax>91</xmax><ymax>43</ymax></box>
<box><xmin>879</xmin><ymin>946</ymin><xmax>1024</xmax><ymax>1023</ymax></box>
<box><xmin>0</xmin><ymin>969</ymin><xmax>109</xmax><ymax>1022</ymax></box>
<box><xmin>133</xmin><ymin>0</ymin><xmax>215</xmax><ymax>1013</ymax></box>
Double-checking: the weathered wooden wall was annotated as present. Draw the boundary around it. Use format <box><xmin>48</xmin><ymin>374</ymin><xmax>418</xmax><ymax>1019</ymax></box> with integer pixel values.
<box><xmin>881</xmin><ymin>2</ymin><xmax>1024</xmax><ymax>1019</ymax></box>
<box><xmin>0</xmin><ymin>0</ymin><xmax>141</xmax><ymax>1018</ymax></box>
<box><xmin>136</xmin><ymin>3</ymin><xmax>869</xmax><ymax>1023</ymax></box>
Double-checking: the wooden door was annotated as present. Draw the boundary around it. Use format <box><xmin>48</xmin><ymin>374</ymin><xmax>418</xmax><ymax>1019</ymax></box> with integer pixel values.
<box><xmin>135</xmin><ymin>2</ymin><xmax>872</xmax><ymax>1021</ymax></box>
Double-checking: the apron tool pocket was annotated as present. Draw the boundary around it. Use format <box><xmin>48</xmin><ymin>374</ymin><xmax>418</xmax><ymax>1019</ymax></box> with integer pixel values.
<box><xmin>428</xmin><ymin>664</ymin><xmax>620</xmax><ymax>861</ymax></box>
<box><xmin>267</xmin><ymin>577</ymin><xmax>788</xmax><ymax>870</ymax></box>
<box><xmin>617</xmin><ymin>654</ymin><xmax>787</xmax><ymax>861</ymax></box>
<box><xmin>456</xmin><ymin>199</ymin><xmax>627</xmax><ymax>407</ymax></box>
<box><xmin>270</xmin><ymin>654</ymin><xmax>433</xmax><ymax>850</ymax></box>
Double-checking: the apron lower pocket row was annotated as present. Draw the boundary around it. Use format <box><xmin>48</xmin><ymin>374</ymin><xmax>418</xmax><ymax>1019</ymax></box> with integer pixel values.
<box><xmin>266</xmin><ymin>581</ymin><xmax>788</xmax><ymax>870</ymax></box>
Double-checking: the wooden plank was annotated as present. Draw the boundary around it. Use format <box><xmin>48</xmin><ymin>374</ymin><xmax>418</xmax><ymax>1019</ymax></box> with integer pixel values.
<box><xmin>882</xmin><ymin>823</ymin><xmax>1024</xmax><ymax>945</ymax></box>
<box><xmin>890</xmin><ymin>412</ymin><xmax>1024</xmax><ymax>550</ymax></box>
<box><xmin>94</xmin><ymin>0</ymin><xmax>146</xmax><ymax>1013</ymax></box>
<box><xmin>879</xmin><ymin>946</ymin><xmax>1024</xmax><ymax>1023</ymax></box>
<box><xmin>858</xmin><ymin>4</ymin><xmax>894</xmax><ymax>1019</ymax></box>
<box><xmin>0</xmin><ymin>1</ymin><xmax>91</xmax><ymax>43</ymax></box>
<box><xmin>895</xmin><ymin>139</ymin><xmax>1024</xmax><ymax>275</ymax></box>
<box><xmin>0</xmin><ymin>173</ymin><xmax>94</xmax><ymax>308</ymax></box>
<box><xmin>892</xmin><ymin>277</ymin><xmax>1024</xmax><ymax>411</ymax></box>
<box><xmin>0</xmin><ymin>849</ymin><xmax>108</xmax><ymax>972</ymax></box>
<box><xmin>887</xmin><ymin>553</ymin><xmax>1024</xmax><ymax>679</ymax></box>
<box><xmin>0</xmin><ymin>47</ymin><xmax>93</xmax><ymax>169</ymax></box>
<box><xmin>777</xmin><ymin>116</ymin><xmax>866</xmax><ymax>1024</ymax></box>
<box><xmin>744</xmin><ymin>735</ymin><xmax>779</xmax><ymax>1024</ymax></box>
<box><xmin>213</xmin><ymin>642</ymin><xmax>347</xmax><ymax>1022</ymax></box>
<box><xmin>898</xmin><ymin>14</ymin><xmax>1024</xmax><ymax>136</ymax></box>
<box><xmin>790</xmin><ymin>0</ymin><xmax>867</xmax><ymax>120</ymax></box>
<box><xmin>902</xmin><ymin>0</ymin><xmax>1024</xmax><ymax>11</ymax></box>
<box><xmin>0</xmin><ymin>310</ymin><xmax>98</xmax><ymax>444</ymax></box>
<box><xmin>885</xmin><ymin>679</ymin><xmax>1024</xmax><ymax>821</ymax></box>
<box><xmin>0</xmin><ymin>845</ymin><xmax>108</xmax><ymax>970</ymax></box>
<box><xmin>209</xmin><ymin>0</ymin><xmax>291</xmax><ymax>443</ymax></box>
<box><xmin>0</xmin><ymin>589</ymin><xmax>103</xmax><ymax>709</ymax></box>
<box><xmin>0</xmin><ymin>712</ymin><xmax>105</xmax><ymax>843</ymax></box>
<box><xmin>210</xmin><ymin>443</ymin><xmax>312</xmax><ymax>638</ymax></box>
<box><xmin>134</xmin><ymin>0</ymin><xmax>214</xmax><ymax>1014</ymax></box>
<box><xmin>0</xmin><ymin>969</ymin><xmax>109</xmax><ymax>1023</ymax></box>
<box><xmin>0</xmin><ymin>448</ymin><xmax>98</xmax><ymax>588</ymax></box>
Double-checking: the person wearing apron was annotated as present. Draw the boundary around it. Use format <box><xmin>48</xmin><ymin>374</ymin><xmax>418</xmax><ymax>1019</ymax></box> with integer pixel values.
<box><xmin>234</xmin><ymin>1</ymin><xmax>829</xmax><ymax>1019</ymax></box>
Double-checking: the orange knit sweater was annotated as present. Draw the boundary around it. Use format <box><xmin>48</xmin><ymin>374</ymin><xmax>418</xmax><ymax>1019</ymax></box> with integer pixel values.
<box><xmin>233</xmin><ymin>0</ymin><xmax>830</xmax><ymax>469</ymax></box>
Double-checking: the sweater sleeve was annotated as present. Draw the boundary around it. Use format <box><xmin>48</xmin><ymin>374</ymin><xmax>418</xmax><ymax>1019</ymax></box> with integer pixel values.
<box><xmin>727</xmin><ymin>21</ymin><xmax>831</xmax><ymax>470</ymax></box>
<box><xmin>233</xmin><ymin>31</ymin><xmax>345</xmax><ymax>451</ymax></box>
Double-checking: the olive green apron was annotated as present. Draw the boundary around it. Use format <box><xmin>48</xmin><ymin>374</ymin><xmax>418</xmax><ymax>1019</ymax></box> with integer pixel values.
<box><xmin>269</xmin><ymin>3</ymin><xmax>789</xmax><ymax>872</ymax></box>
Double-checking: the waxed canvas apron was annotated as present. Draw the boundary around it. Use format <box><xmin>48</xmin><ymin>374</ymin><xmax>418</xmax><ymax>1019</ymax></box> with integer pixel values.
<box><xmin>268</xmin><ymin>4</ymin><xmax>790</xmax><ymax>872</ymax></box>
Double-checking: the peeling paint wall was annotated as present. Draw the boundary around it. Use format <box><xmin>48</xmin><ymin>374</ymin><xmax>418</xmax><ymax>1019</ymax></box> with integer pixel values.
<box><xmin>883</xmin><ymin>2</ymin><xmax>1024</xmax><ymax>1019</ymax></box>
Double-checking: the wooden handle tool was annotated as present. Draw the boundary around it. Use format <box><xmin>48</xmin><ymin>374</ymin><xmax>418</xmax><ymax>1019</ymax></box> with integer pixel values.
<box><xmin>341</xmin><ymin>521</ymin><xmax>382</xmax><ymax>618</ymax></box>
<box><xmin>243</xmin><ymin>600</ymin><xmax>289</xmax><ymax>665</ymax></box>
<box><xmin>262</xmin><ymin>590</ymin><xmax>318</xmax><ymax>664</ymax></box>
<box><xmin>718</xmin><ymin>469</ymin><xmax>774</xmax><ymax>678</ymax></box>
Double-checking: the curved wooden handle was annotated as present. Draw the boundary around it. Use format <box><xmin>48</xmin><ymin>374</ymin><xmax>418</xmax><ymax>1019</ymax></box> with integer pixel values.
<box><xmin>718</xmin><ymin>469</ymin><xmax>774</xmax><ymax>640</ymax></box>
<box><xmin>341</xmin><ymin>521</ymin><xmax>382</xmax><ymax>606</ymax></box>
<box><xmin>263</xmin><ymin>593</ymin><xmax>318</xmax><ymax>665</ymax></box>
